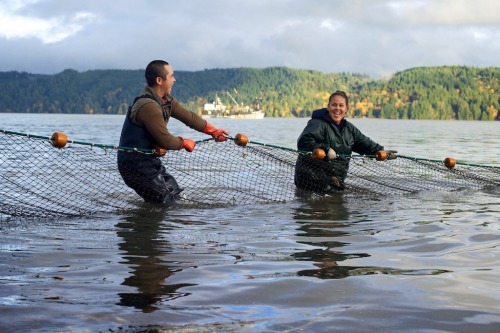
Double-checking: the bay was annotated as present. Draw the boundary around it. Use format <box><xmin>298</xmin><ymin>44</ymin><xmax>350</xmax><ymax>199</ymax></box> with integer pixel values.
<box><xmin>0</xmin><ymin>114</ymin><xmax>499</xmax><ymax>333</ymax></box>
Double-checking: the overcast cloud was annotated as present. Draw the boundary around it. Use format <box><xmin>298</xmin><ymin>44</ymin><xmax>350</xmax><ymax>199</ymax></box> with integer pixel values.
<box><xmin>0</xmin><ymin>0</ymin><xmax>499</xmax><ymax>78</ymax></box>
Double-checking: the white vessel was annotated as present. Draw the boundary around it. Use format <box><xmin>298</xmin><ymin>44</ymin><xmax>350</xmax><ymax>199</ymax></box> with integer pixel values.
<box><xmin>225</xmin><ymin>91</ymin><xmax>265</xmax><ymax>119</ymax></box>
<box><xmin>202</xmin><ymin>92</ymin><xmax>265</xmax><ymax>119</ymax></box>
<box><xmin>201</xmin><ymin>95</ymin><xmax>227</xmax><ymax>119</ymax></box>
<box><xmin>225</xmin><ymin>109</ymin><xmax>265</xmax><ymax>119</ymax></box>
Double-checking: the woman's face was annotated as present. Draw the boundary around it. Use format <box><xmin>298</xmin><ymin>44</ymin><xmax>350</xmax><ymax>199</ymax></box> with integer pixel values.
<box><xmin>327</xmin><ymin>95</ymin><xmax>348</xmax><ymax>124</ymax></box>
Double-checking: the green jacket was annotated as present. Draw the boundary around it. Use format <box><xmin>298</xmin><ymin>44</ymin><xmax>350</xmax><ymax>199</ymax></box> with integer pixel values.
<box><xmin>295</xmin><ymin>108</ymin><xmax>383</xmax><ymax>191</ymax></box>
<box><xmin>297</xmin><ymin>108</ymin><xmax>384</xmax><ymax>155</ymax></box>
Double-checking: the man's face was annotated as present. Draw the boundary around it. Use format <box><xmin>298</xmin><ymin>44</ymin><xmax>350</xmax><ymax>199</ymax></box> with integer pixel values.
<box><xmin>160</xmin><ymin>64</ymin><xmax>176</xmax><ymax>95</ymax></box>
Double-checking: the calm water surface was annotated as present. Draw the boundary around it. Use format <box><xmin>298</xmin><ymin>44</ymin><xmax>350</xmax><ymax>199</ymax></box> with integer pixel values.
<box><xmin>1</xmin><ymin>114</ymin><xmax>499</xmax><ymax>333</ymax></box>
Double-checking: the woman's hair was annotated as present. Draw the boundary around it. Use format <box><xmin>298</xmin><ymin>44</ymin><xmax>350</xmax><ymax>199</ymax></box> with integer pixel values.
<box><xmin>329</xmin><ymin>90</ymin><xmax>349</xmax><ymax>108</ymax></box>
<box><xmin>145</xmin><ymin>60</ymin><xmax>169</xmax><ymax>86</ymax></box>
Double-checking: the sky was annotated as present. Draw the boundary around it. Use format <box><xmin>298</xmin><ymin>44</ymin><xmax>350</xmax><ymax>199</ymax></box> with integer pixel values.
<box><xmin>0</xmin><ymin>0</ymin><xmax>499</xmax><ymax>78</ymax></box>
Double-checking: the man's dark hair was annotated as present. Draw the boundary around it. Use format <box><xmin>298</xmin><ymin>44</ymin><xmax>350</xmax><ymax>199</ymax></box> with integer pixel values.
<box><xmin>329</xmin><ymin>90</ymin><xmax>349</xmax><ymax>108</ymax></box>
<box><xmin>145</xmin><ymin>60</ymin><xmax>169</xmax><ymax>87</ymax></box>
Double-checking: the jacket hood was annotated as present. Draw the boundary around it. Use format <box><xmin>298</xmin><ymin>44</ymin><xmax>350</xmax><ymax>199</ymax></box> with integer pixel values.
<box><xmin>311</xmin><ymin>108</ymin><xmax>329</xmax><ymax>121</ymax></box>
<box><xmin>311</xmin><ymin>108</ymin><xmax>345</xmax><ymax>128</ymax></box>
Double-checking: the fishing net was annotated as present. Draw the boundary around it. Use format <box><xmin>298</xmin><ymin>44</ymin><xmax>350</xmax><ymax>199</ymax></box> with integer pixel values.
<box><xmin>1</xmin><ymin>129</ymin><xmax>499</xmax><ymax>220</ymax></box>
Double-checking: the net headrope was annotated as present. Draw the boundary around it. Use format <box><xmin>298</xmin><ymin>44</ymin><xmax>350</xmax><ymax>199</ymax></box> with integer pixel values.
<box><xmin>1</xmin><ymin>129</ymin><xmax>499</xmax><ymax>220</ymax></box>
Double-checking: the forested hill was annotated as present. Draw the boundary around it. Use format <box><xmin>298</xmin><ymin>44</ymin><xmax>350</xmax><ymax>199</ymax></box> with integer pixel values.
<box><xmin>0</xmin><ymin>66</ymin><xmax>498</xmax><ymax>120</ymax></box>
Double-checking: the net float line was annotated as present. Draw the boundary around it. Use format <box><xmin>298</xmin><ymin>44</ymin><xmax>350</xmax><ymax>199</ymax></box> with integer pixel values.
<box><xmin>1</xmin><ymin>129</ymin><xmax>499</xmax><ymax>220</ymax></box>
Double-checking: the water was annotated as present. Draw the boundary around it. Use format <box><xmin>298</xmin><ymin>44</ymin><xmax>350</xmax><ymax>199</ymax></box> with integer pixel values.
<box><xmin>1</xmin><ymin>114</ymin><xmax>499</xmax><ymax>333</ymax></box>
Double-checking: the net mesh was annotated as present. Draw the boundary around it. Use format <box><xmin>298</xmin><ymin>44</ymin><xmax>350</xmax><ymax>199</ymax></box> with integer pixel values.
<box><xmin>1</xmin><ymin>129</ymin><xmax>499</xmax><ymax>220</ymax></box>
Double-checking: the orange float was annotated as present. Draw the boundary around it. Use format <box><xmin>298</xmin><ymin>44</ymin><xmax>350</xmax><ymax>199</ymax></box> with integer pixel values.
<box><xmin>153</xmin><ymin>145</ymin><xmax>166</xmax><ymax>156</ymax></box>
<box><xmin>235</xmin><ymin>133</ymin><xmax>249</xmax><ymax>146</ymax></box>
<box><xmin>50</xmin><ymin>132</ymin><xmax>67</xmax><ymax>148</ymax></box>
<box><xmin>444</xmin><ymin>157</ymin><xmax>456</xmax><ymax>169</ymax></box>
<box><xmin>376</xmin><ymin>150</ymin><xmax>387</xmax><ymax>161</ymax></box>
<box><xmin>312</xmin><ymin>148</ymin><xmax>326</xmax><ymax>160</ymax></box>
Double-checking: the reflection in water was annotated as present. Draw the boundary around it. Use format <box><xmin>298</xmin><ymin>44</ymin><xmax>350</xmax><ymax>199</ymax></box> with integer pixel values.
<box><xmin>292</xmin><ymin>194</ymin><xmax>364</xmax><ymax>279</ymax></box>
<box><xmin>292</xmin><ymin>194</ymin><xmax>450</xmax><ymax>279</ymax></box>
<box><xmin>116</xmin><ymin>206</ymin><xmax>195</xmax><ymax>313</ymax></box>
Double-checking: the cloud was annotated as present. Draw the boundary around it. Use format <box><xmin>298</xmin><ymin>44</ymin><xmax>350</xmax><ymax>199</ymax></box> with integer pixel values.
<box><xmin>0</xmin><ymin>0</ymin><xmax>96</xmax><ymax>43</ymax></box>
<box><xmin>0</xmin><ymin>0</ymin><xmax>498</xmax><ymax>77</ymax></box>
<box><xmin>387</xmin><ymin>0</ymin><xmax>500</xmax><ymax>26</ymax></box>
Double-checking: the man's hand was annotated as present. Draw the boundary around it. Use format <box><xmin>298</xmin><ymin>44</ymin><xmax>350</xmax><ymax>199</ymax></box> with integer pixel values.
<box><xmin>178</xmin><ymin>137</ymin><xmax>195</xmax><ymax>152</ymax></box>
<box><xmin>203</xmin><ymin>122</ymin><xmax>229</xmax><ymax>142</ymax></box>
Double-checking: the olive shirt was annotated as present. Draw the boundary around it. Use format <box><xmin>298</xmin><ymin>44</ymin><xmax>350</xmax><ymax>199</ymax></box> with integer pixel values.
<box><xmin>129</xmin><ymin>86</ymin><xmax>206</xmax><ymax>150</ymax></box>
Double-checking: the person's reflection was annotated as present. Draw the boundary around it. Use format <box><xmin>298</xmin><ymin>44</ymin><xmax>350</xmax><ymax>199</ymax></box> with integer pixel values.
<box><xmin>292</xmin><ymin>194</ymin><xmax>370</xmax><ymax>279</ymax></box>
<box><xmin>116</xmin><ymin>206</ymin><xmax>194</xmax><ymax>313</ymax></box>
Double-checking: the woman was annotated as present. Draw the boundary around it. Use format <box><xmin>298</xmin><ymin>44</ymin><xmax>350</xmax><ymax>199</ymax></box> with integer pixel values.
<box><xmin>295</xmin><ymin>90</ymin><xmax>389</xmax><ymax>193</ymax></box>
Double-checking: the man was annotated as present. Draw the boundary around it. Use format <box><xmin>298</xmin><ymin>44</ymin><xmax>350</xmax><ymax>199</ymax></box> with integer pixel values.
<box><xmin>118</xmin><ymin>60</ymin><xmax>229</xmax><ymax>204</ymax></box>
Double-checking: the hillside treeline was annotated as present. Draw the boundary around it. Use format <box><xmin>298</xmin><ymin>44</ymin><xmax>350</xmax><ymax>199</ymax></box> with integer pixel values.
<box><xmin>0</xmin><ymin>66</ymin><xmax>498</xmax><ymax>120</ymax></box>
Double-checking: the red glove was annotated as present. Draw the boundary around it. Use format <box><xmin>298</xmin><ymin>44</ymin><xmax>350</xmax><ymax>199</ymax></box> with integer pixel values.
<box><xmin>203</xmin><ymin>122</ymin><xmax>229</xmax><ymax>142</ymax></box>
<box><xmin>178</xmin><ymin>137</ymin><xmax>195</xmax><ymax>152</ymax></box>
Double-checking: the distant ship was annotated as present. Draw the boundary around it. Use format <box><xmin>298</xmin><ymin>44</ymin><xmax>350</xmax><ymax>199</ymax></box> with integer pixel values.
<box><xmin>225</xmin><ymin>109</ymin><xmax>265</xmax><ymax>119</ymax></box>
<box><xmin>202</xmin><ymin>95</ymin><xmax>227</xmax><ymax>119</ymax></box>
<box><xmin>201</xmin><ymin>92</ymin><xmax>265</xmax><ymax>119</ymax></box>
